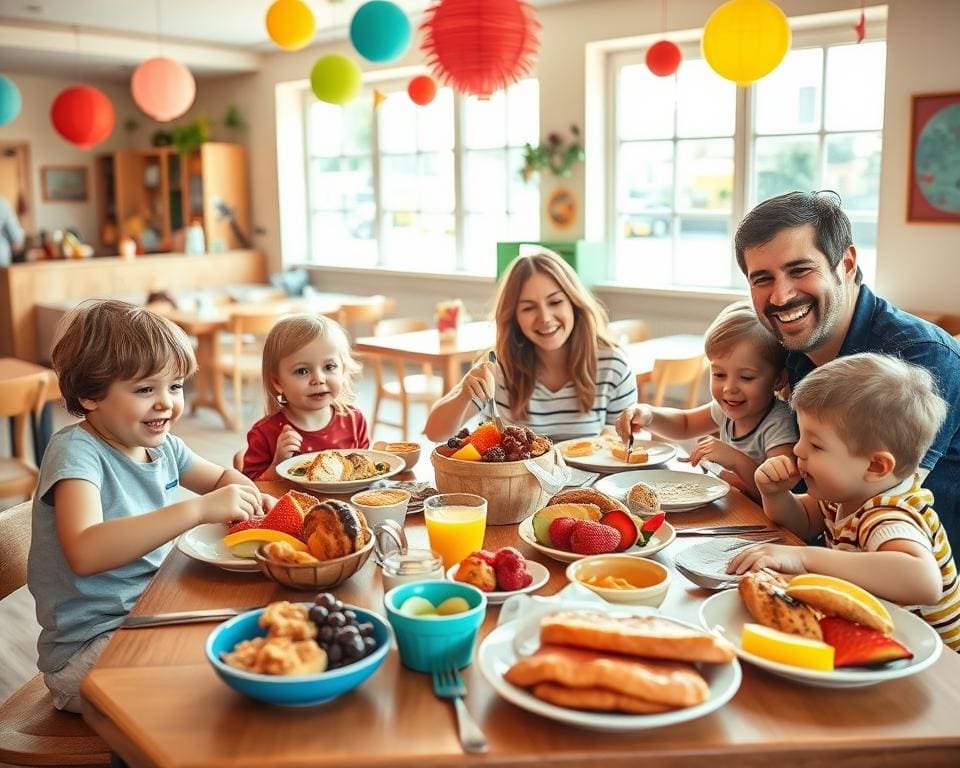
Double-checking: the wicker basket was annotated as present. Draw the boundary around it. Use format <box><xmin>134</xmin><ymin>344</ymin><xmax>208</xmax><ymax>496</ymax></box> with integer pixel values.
<box><xmin>254</xmin><ymin>531</ymin><xmax>374</xmax><ymax>590</ymax></box>
<box><xmin>431</xmin><ymin>447</ymin><xmax>561</xmax><ymax>525</ymax></box>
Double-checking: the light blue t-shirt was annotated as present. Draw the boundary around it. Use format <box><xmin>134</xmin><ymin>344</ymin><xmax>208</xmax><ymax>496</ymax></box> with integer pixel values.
<box><xmin>709</xmin><ymin>397</ymin><xmax>799</xmax><ymax>464</ymax></box>
<box><xmin>27</xmin><ymin>424</ymin><xmax>194</xmax><ymax>673</ymax></box>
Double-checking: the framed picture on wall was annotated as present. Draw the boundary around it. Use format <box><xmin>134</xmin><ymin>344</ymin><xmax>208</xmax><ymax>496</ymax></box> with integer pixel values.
<box><xmin>40</xmin><ymin>165</ymin><xmax>88</xmax><ymax>202</ymax></box>
<box><xmin>907</xmin><ymin>91</ymin><xmax>960</xmax><ymax>223</ymax></box>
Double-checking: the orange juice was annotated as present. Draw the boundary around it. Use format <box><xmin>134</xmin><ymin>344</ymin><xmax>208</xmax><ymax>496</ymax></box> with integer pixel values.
<box><xmin>424</xmin><ymin>498</ymin><xmax>487</xmax><ymax>568</ymax></box>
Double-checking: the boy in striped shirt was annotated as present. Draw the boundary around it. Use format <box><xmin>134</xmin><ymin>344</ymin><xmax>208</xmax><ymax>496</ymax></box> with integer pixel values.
<box><xmin>729</xmin><ymin>353</ymin><xmax>959</xmax><ymax>651</ymax></box>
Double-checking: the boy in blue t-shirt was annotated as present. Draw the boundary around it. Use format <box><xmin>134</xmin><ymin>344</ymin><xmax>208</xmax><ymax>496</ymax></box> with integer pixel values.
<box><xmin>28</xmin><ymin>299</ymin><xmax>268</xmax><ymax>712</ymax></box>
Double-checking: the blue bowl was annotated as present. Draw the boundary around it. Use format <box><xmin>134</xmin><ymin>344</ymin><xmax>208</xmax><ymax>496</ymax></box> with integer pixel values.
<box><xmin>383</xmin><ymin>581</ymin><xmax>486</xmax><ymax>673</ymax></box>
<box><xmin>205</xmin><ymin>604</ymin><xmax>391</xmax><ymax>707</ymax></box>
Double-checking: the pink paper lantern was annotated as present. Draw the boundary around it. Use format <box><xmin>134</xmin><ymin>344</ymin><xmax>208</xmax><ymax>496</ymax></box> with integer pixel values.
<box><xmin>131</xmin><ymin>57</ymin><xmax>197</xmax><ymax>122</ymax></box>
<box><xmin>50</xmin><ymin>86</ymin><xmax>115</xmax><ymax>150</ymax></box>
<box><xmin>646</xmin><ymin>40</ymin><xmax>682</xmax><ymax>77</ymax></box>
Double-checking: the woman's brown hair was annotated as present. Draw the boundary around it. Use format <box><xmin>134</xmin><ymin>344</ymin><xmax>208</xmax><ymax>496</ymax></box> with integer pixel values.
<box><xmin>493</xmin><ymin>249</ymin><xmax>615</xmax><ymax>419</ymax></box>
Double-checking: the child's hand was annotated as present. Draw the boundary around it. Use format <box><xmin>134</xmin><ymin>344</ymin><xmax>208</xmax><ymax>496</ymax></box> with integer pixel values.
<box><xmin>683</xmin><ymin>436</ymin><xmax>739</xmax><ymax>469</ymax></box>
<box><xmin>616</xmin><ymin>404</ymin><xmax>653</xmax><ymax>443</ymax></box>
<box><xmin>727</xmin><ymin>543</ymin><xmax>807</xmax><ymax>576</ymax></box>
<box><xmin>755</xmin><ymin>455</ymin><xmax>801</xmax><ymax>496</ymax></box>
<box><xmin>461</xmin><ymin>360</ymin><xmax>495</xmax><ymax>402</ymax></box>
<box><xmin>197</xmin><ymin>484</ymin><xmax>262</xmax><ymax>525</ymax></box>
<box><xmin>272</xmin><ymin>425</ymin><xmax>303</xmax><ymax>466</ymax></box>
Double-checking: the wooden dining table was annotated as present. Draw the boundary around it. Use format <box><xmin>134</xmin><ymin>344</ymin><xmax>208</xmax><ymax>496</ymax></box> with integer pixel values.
<box><xmin>0</xmin><ymin>356</ymin><xmax>61</xmax><ymax>464</ymax></box>
<box><xmin>80</xmin><ymin>456</ymin><xmax>960</xmax><ymax>767</ymax></box>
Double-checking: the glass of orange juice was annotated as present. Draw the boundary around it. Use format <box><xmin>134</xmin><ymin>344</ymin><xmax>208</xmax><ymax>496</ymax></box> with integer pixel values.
<box><xmin>423</xmin><ymin>493</ymin><xmax>487</xmax><ymax>568</ymax></box>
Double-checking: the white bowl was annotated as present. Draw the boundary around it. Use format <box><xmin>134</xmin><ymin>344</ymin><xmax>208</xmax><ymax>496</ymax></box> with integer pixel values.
<box><xmin>351</xmin><ymin>488</ymin><xmax>411</xmax><ymax>528</ymax></box>
<box><xmin>565</xmin><ymin>555</ymin><xmax>671</xmax><ymax>607</ymax></box>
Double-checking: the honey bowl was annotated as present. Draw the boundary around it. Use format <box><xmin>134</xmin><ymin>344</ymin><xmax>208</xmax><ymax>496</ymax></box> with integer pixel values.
<box><xmin>373</xmin><ymin>441</ymin><xmax>422</xmax><ymax>471</ymax></box>
<box><xmin>565</xmin><ymin>555</ymin><xmax>671</xmax><ymax>607</ymax></box>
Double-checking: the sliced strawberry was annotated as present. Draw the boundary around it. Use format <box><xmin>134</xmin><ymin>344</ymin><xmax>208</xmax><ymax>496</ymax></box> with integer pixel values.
<box><xmin>259</xmin><ymin>499</ymin><xmax>305</xmax><ymax>540</ymax></box>
<box><xmin>228</xmin><ymin>518</ymin><xmax>260</xmax><ymax>534</ymax></box>
<box><xmin>820</xmin><ymin>616</ymin><xmax>913</xmax><ymax>667</ymax></box>
<box><xmin>639</xmin><ymin>511</ymin><xmax>666</xmax><ymax>545</ymax></box>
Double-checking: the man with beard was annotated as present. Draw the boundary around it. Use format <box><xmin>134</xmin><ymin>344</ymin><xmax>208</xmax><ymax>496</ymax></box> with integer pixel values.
<box><xmin>735</xmin><ymin>190</ymin><xmax>960</xmax><ymax>548</ymax></box>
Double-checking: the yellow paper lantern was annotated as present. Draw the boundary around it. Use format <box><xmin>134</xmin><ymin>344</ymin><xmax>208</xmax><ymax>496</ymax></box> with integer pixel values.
<box><xmin>701</xmin><ymin>0</ymin><xmax>791</xmax><ymax>86</ymax></box>
<box><xmin>266</xmin><ymin>0</ymin><xmax>316</xmax><ymax>51</ymax></box>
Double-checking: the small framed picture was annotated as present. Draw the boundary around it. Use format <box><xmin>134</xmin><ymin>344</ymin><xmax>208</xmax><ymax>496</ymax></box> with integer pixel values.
<box><xmin>907</xmin><ymin>92</ymin><xmax>960</xmax><ymax>223</ymax></box>
<box><xmin>41</xmin><ymin>165</ymin><xmax>89</xmax><ymax>203</ymax></box>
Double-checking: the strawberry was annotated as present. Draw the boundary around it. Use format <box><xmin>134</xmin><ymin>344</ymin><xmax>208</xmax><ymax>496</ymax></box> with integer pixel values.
<box><xmin>467</xmin><ymin>423</ymin><xmax>502</xmax><ymax>455</ymax></box>
<box><xmin>547</xmin><ymin>517</ymin><xmax>578</xmax><ymax>550</ymax></box>
<box><xmin>568</xmin><ymin>521</ymin><xmax>620</xmax><ymax>555</ymax></box>
<box><xmin>639</xmin><ymin>511</ymin><xmax>666</xmax><ymax>545</ymax></box>
<box><xmin>259</xmin><ymin>500</ymin><xmax>305</xmax><ymax>540</ymax></box>
<box><xmin>493</xmin><ymin>546</ymin><xmax>524</xmax><ymax>566</ymax></box>
<box><xmin>820</xmin><ymin>616</ymin><xmax>913</xmax><ymax>667</ymax></box>
<box><xmin>228</xmin><ymin>518</ymin><xmax>260</xmax><ymax>534</ymax></box>
<box><xmin>468</xmin><ymin>549</ymin><xmax>497</xmax><ymax>566</ymax></box>
<box><xmin>495</xmin><ymin>557</ymin><xmax>533</xmax><ymax>591</ymax></box>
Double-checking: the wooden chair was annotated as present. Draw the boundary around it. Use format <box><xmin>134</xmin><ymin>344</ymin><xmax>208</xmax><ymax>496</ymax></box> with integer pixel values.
<box><xmin>608</xmin><ymin>318</ymin><xmax>651</xmax><ymax>346</ymax></box>
<box><xmin>0</xmin><ymin>371</ymin><xmax>50</xmax><ymax>501</ymax></box>
<box><xmin>336</xmin><ymin>296</ymin><xmax>395</xmax><ymax>338</ymax></box>
<box><xmin>648</xmin><ymin>354</ymin><xmax>709</xmax><ymax>409</ymax></box>
<box><xmin>0</xmin><ymin>502</ymin><xmax>111</xmax><ymax>767</ymax></box>
<box><xmin>369</xmin><ymin>318</ymin><xmax>443</xmax><ymax>441</ymax></box>
<box><xmin>213</xmin><ymin>308</ymin><xmax>285</xmax><ymax>432</ymax></box>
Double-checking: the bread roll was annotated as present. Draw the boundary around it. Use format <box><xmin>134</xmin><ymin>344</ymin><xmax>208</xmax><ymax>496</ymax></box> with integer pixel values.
<box><xmin>302</xmin><ymin>500</ymin><xmax>368</xmax><ymax>560</ymax></box>
<box><xmin>739</xmin><ymin>570</ymin><xmax>823</xmax><ymax>640</ymax></box>
<box><xmin>547</xmin><ymin>488</ymin><xmax>628</xmax><ymax>514</ymax></box>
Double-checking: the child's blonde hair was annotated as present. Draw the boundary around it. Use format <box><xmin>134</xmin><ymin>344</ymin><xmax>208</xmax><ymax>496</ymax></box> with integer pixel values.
<box><xmin>52</xmin><ymin>299</ymin><xmax>197</xmax><ymax>417</ymax></box>
<box><xmin>493</xmin><ymin>249</ymin><xmax>615</xmax><ymax>419</ymax></box>
<box><xmin>791</xmin><ymin>353</ymin><xmax>947</xmax><ymax>479</ymax></box>
<box><xmin>704</xmin><ymin>300</ymin><xmax>786</xmax><ymax>371</ymax></box>
<box><xmin>261</xmin><ymin>314</ymin><xmax>361</xmax><ymax>416</ymax></box>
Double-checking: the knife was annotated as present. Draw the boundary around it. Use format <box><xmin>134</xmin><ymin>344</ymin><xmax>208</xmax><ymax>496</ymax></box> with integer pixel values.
<box><xmin>120</xmin><ymin>607</ymin><xmax>260</xmax><ymax>629</ymax></box>
<box><xmin>675</xmin><ymin>526</ymin><xmax>779</xmax><ymax>536</ymax></box>
<box><xmin>625</xmin><ymin>431</ymin><xmax>635</xmax><ymax>459</ymax></box>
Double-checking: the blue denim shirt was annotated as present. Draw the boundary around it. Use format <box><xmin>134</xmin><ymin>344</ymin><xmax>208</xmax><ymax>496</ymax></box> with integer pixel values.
<box><xmin>786</xmin><ymin>285</ymin><xmax>960</xmax><ymax>549</ymax></box>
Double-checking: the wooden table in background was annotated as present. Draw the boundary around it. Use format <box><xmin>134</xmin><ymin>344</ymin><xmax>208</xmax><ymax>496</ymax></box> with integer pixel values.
<box><xmin>626</xmin><ymin>333</ymin><xmax>705</xmax><ymax>396</ymax></box>
<box><xmin>0</xmin><ymin>357</ymin><xmax>60</xmax><ymax>464</ymax></box>
<box><xmin>81</xmin><ymin>457</ymin><xmax>960</xmax><ymax>767</ymax></box>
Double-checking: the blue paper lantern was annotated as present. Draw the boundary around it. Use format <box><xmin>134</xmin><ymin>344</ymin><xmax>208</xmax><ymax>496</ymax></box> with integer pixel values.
<box><xmin>0</xmin><ymin>75</ymin><xmax>22</xmax><ymax>126</ymax></box>
<box><xmin>349</xmin><ymin>1</ymin><xmax>411</xmax><ymax>63</ymax></box>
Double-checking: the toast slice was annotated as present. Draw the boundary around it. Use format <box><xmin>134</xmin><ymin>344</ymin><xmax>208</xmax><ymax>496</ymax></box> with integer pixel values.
<box><xmin>611</xmin><ymin>444</ymin><xmax>649</xmax><ymax>464</ymax></box>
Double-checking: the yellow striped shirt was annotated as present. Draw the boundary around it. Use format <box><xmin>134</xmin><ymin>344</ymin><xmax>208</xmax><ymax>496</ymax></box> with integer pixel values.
<box><xmin>819</xmin><ymin>475</ymin><xmax>960</xmax><ymax>652</ymax></box>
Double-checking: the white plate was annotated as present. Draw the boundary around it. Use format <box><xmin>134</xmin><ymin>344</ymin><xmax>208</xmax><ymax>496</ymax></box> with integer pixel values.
<box><xmin>595</xmin><ymin>469</ymin><xmax>730</xmax><ymax>512</ymax></box>
<box><xmin>177</xmin><ymin>523</ymin><xmax>260</xmax><ymax>573</ymax></box>
<box><xmin>556</xmin><ymin>438</ymin><xmax>678</xmax><ymax>472</ymax></box>
<box><xmin>517</xmin><ymin>515</ymin><xmax>676</xmax><ymax>564</ymax></box>
<box><xmin>478</xmin><ymin>613</ymin><xmax>741</xmax><ymax>731</ymax></box>
<box><xmin>276</xmin><ymin>450</ymin><xmax>405</xmax><ymax>493</ymax></box>
<box><xmin>445</xmin><ymin>560</ymin><xmax>550</xmax><ymax>604</ymax></box>
<box><xmin>698</xmin><ymin>589</ymin><xmax>943</xmax><ymax>688</ymax></box>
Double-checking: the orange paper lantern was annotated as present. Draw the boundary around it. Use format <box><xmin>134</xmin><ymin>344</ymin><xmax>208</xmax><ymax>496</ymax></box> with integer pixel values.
<box><xmin>50</xmin><ymin>86</ymin><xmax>115</xmax><ymax>150</ymax></box>
<box><xmin>407</xmin><ymin>75</ymin><xmax>437</xmax><ymax>105</ymax></box>
<box><xmin>420</xmin><ymin>0</ymin><xmax>540</xmax><ymax>98</ymax></box>
<box><xmin>131</xmin><ymin>57</ymin><xmax>196</xmax><ymax>122</ymax></box>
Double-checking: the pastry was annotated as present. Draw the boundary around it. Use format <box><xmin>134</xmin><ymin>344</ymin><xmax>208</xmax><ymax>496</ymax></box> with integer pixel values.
<box><xmin>611</xmin><ymin>444</ymin><xmax>649</xmax><ymax>464</ymax></box>
<box><xmin>530</xmin><ymin>682</ymin><xmax>672</xmax><ymax>714</ymax></box>
<box><xmin>302</xmin><ymin>500</ymin><xmax>368</xmax><ymax>560</ymax></box>
<box><xmin>547</xmin><ymin>488</ymin><xmax>629</xmax><ymax>514</ymax></box>
<box><xmin>625</xmin><ymin>482</ymin><xmax>660</xmax><ymax>515</ymax></box>
<box><xmin>561</xmin><ymin>440</ymin><xmax>599</xmax><ymax>458</ymax></box>
<box><xmin>738</xmin><ymin>570</ymin><xmax>823</xmax><ymax>640</ymax></box>
<box><xmin>344</xmin><ymin>452</ymin><xmax>379</xmax><ymax>480</ymax></box>
<box><xmin>307</xmin><ymin>451</ymin><xmax>353</xmax><ymax>482</ymax></box>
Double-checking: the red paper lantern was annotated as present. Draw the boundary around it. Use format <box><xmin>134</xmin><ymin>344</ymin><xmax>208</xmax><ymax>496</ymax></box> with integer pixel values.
<box><xmin>50</xmin><ymin>86</ymin><xmax>115</xmax><ymax>150</ymax></box>
<box><xmin>420</xmin><ymin>0</ymin><xmax>540</xmax><ymax>99</ymax></box>
<box><xmin>646</xmin><ymin>40</ymin><xmax>682</xmax><ymax>77</ymax></box>
<box><xmin>131</xmin><ymin>57</ymin><xmax>196</xmax><ymax>122</ymax></box>
<box><xmin>407</xmin><ymin>75</ymin><xmax>437</xmax><ymax>106</ymax></box>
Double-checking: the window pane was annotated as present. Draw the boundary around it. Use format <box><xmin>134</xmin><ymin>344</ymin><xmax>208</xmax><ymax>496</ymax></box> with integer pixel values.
<box><xmin>616</xmin><ymin>233</ymin><xmax>673</xmax><ymax>286</ymax></box>
<box><xmin>381</xmin><ymin>211</ymin><xmax>455</xmax><ymax>270</ymax></box>
<box><xmin>507</xmin><ymin>79</ymin><xmax>540</xmax><ymax>146</ymax></box>
<box><xmin>309</xmin><ymin>157</ymin><xmax>345</xmax><ymax>208</ymax></box>
<box><xmin>464</xmin><ymin>150</ymin><xmax>506</xmax><ymax>212</ymax></box>
<box><xmin>308</xmin><ymin>101</ymin><xmax>343</xmax><ymax>157</ymax></box>
<box><xmin>463</xmin><ymin>211</ymin><xmax>507</xmax><ymax>276</ymax></box>
<box><xmin>825</xmin><ymin>42</ymin><xmax>886</xmax><ymax>131</ymax></box>
<box><xmin>341</xmin><ymin>97</ymin><xmax>372</xmax><ymax>155</ymax></box>
<box><xmin>507</xmin><ymin>147</ymin><xmax>539</xmax><ymax>214</ymax></box>
<box><xmin>674</xmin><ymin>218</ymin><xmax>732</xmax><ymax>288</ymax></box>
<box><xmin>618</xmin><ymin>141</ymin><xmax>673</xmax><ymax>211</ymax></box>
<box><xmin>676</xmin><ymin>59</ymin><xmax>735</xmax><ymax>137</ymax></box>
<box><xmin>310</xmin><ymin>212</ymin><xmax>377</xmax><ymax>268</ymax></box>
<box><xmin>418</xmin><ymin>87</ymin><xmax>455</xmax><ymax>151</ymax></box>
<box><xmin>418</xmin><ymin>152</ymin><xmax>455</xmax><ymax>212</ymax></box>
<box><xmin>675</xmin><ymin>139</ymin><xmax>734</xmax><ymax>211</ymax></box>
<box><xmin>753</xmin><ymin>135</ymin><xmax>818</xmax><ymax>203</ymax></box>
<box><xmin>754</xmin><ymin>48</ymin><xmax>823</xmax><ymax>134</ymax></box>
<box><xmin>618</xmin><ymin>64</ymin><xmax>675</xmax><ymax>139</ymax></box>
<box><xmin>379</xmin><ymin>93</ymin><xmax>416</xmax><ymax>154</ymax></box>
<box><xmin>380</xmin><ymin>154</ymin><xmax>418</xmax><ymax>209</ymax></box>
<box><xmin>823</xmin><ymin>132</ymin><xmax>882</xmax><ymax>211</ymax></box>
<box><xmin>465</xmin><ymin>90</ymin><xmax>506</xmax><ymax>149</ymax></box>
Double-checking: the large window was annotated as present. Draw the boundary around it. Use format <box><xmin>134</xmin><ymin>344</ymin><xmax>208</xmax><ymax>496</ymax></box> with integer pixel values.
<box><xmin>611</xmin><ymin>32</ymin><xmax>885</xmax><ymax>290</ymax></box>
<box><xmin>305</xmin><ymin>78</ymin><xmax>539</xmax><ymax>275</ymax></box>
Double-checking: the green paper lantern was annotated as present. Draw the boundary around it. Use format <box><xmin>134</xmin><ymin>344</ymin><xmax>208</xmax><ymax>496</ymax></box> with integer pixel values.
<box><xmin>310</xmin><ymin>54</ymin><xmax>363</xmax><ymax>105</ymax></box>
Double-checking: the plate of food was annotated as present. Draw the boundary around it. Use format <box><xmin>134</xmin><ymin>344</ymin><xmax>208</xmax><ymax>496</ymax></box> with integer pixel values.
<box><xmin>595</xmin><ymin>469</ymin><xmax>729</xmax><ymax>513</ymax></box>
<box><xmin>446</xmin><ymin>559</ymin><xmax>551</xmax><ymax>605</ymax></box>
<box><xmin>478</xmin><ymin>607</ymin><xmax>741</xmax><ymax>731</ymax></box>
<box><xmin>698</xmin><ymin>572</ymin><xmax>943</xmax><ymax>688</ymax></box>
<box><xmin>518</xmin><ymin>514</ymin><xmax>676</xmax><ymax>564</ymax></box>
<box><xmin>277</xmin><ymin>450</ymin><xmax>405</xmax><ymax>492</ymax></box>
<box><xmin>556</xmin><ymin>437</ymin><xmax>678</xmax><ymax>472</ymax></box>
<box><xmin>177</xmin><ymin>523</ymin><xmax>260</xmax><ymax>573</ymax></box>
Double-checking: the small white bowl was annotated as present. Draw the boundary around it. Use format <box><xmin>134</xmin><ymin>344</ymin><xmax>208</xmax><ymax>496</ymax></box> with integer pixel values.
<box><xmin>351</xmin><ymin>488</ymin><xmax>411</xmax><ymax>529</ymax></box>
<box><xmin>373</xmin><ymin>441</ymin><xmax>422</xmax><ymax>471</ymax></box>
<box><xmin>565</xmin><ymin>555</ymin><xmax>671</xmax><ymax>607</ymax></box>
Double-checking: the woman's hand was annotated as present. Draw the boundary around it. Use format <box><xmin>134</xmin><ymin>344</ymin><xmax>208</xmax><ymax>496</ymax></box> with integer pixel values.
<box><xmin>727</xmin><ymin>543</ymin><xmax>807</xmax><ymax>575</ymax></box>
<box><xmin>460</xmin><ymin>359</ymin><xmax>496</xmax><ymax>402</ymax></box>
<box><xmin>755</xmin><ymin>455</ymin><xmax>802</xmax><ymax>496</ymax></box>
<box><xmin>272</xmin><ymin>425</ymin><xmax>302</xmax><ymax>467</ymax></box>
<box><xmin>615</xmin><ymin>404</ymin><xmax>653</xmax><ymax>443</ymax></box>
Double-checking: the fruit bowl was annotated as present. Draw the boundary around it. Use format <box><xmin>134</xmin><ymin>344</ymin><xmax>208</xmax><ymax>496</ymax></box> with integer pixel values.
<box><xmin>205</xmin><ymin>605</ymin><xmax>391</xmax><ymax>706</ymax></box>
<box><xmin>254</xmin><ymin>531</ymin><xmax>374</xmax><ymax>590</ymax></box>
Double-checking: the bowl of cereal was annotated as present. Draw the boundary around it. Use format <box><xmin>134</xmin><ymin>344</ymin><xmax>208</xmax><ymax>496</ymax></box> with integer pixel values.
<box><xmin>566</xmin><ymin>554</ymin><xmax>671</xmax><ymax>607</ymax></box>
<box><xmin>206</xmin><ymin>597</ymin><xmax>392</xmax><ymax>706</ymax></box>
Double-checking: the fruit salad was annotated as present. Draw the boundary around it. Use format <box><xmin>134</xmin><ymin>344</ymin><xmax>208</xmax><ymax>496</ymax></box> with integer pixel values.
<box><xmin>436</xmin><ymin>423</ymin><xmax>553</xmax><ymax>463</ymax></box>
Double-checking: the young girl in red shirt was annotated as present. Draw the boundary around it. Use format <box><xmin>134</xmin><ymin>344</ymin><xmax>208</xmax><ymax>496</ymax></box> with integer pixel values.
<box><xmin>242</xmin><ymin>314</ymin><xmax>369</xmax><ymax>480</ymax></box>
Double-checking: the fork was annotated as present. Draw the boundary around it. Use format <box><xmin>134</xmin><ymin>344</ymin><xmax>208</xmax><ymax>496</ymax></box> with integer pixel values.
<box><xmin>432</xmin><ymin>666</ymin><xmax>489</xmax><ymax>754</ymax></box>
<box><xmin>674</xmin><ymin>562</ymin><xmax>740</xmax><ymax>591</ymax></box>
<box><xmin>487</xmin><ymin>350</ymin><xmax>505</xmax><ymax>433</ymax></box>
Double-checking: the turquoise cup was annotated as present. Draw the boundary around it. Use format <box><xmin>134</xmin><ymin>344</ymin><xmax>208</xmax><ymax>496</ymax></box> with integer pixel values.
<box><xmin>383</xmin><ymin>580</ymin><xmax>487</xmax><ymax>673</ymax></box>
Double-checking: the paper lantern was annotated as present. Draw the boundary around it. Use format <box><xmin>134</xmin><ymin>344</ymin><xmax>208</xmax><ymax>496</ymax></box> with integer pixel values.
<box><xmin>131</xmin><ymin>57</ymin><xmax>196</xmax><ymax>122</ymax></box>
<box><xmin>646</xmin><ymin>40</ymin><xmax>682</xmax><ymax>77</ymax></box>
<box><xmin>266</xmin><ymin>0</ymin><xmax>316</xmax><ymax>51</ymax></box>
<box><xmin>50</xmin><ymin>86</ymin><xmax>115</xmax><ymax>150</ymax></box>
<box><xmin>702</xmin><ymin>0</ymin><xmax>791</xmax><ymax>86</ymax></box>
<box><xmin>0</xmin><ymin>74</ymin><xmax>21</xmax><ymax>126</ymax></box>
<box><xmin>407</xmin><ymin>75</ymin><xmax>437</xmax><ymax>106</ymax></box>
<box><xmin>310</xmin><ymin>54</ymin><xmax>363</xmax><ymax>105</ymax></box>
<box><xmin>420</xmin><ymin>0</ymin><xmax>540</xmax><ymax>99</ymax></box>
<box><xmin>350</xmin><ymin>1</ymin><xmax>411</xmax><ymax>63</ymax></box>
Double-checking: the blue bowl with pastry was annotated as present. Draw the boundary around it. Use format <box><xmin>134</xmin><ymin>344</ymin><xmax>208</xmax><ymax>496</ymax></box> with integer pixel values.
<box><xmin>206</xmin><ymin>599</ymin><xmax>392</xmax><ymax>707</ymax></box>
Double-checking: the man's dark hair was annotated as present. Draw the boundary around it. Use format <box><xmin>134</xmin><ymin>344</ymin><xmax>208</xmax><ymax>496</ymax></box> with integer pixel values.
<box><xmin>734</xmin><ymin>190</ymin><xmax>862</xmax><ymax>284</ymax></box>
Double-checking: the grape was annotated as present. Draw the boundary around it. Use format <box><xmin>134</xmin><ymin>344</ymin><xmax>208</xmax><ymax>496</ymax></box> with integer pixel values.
<box><xmin>309</xmin><ymin>605</ymin><xmax>329</xmax><ymax>624</ymax></box>
<box><xmin>457</xmin><ymin>428</ymin><xmax>470</xmax><ymax>439</ymax></box>
<box><xmin>327</xmin><ymin>611</ymin><xmax>347</xmax><ymax>628</ymax></box>
<box><xmin>446</xmin><ymin>436</ymin><xmax>462</xmax><ymax>449</ymax></box>
<box><xmin>314</xmin><ymin>592</ymin><xmax>337</xmax><ymax>609</ymax></box>
<box><xmin>363</xmin><ymin>637</ymin><xmax>378</xmax><ymax>653</ymax></box>
<box><xmin>344</xmin><ymin>635</ymin><xmax>366</xmax><ymax>659</ymax></box>
<box><xmin>343</xmin><ymin>609</ymin><xmax>357</xmax><ymax>623</ymax></box>
<box><xmin>327</xmin><ymin>643</ymin><xmax>343</xmax><ymax>665</ymax></box>
<box><xmin>318</xmin><ymin>625</ymin><xmax>334</xmax><ymax>643</ymax></box>
<box><xmin>357</xmin><ymin>622</ymin><xmax>375</xmax><ymax>638</ymax></box>
<box><xmin>519</xmin><ymin>450</ymin><xmax>531</xmax><ymax>460</ymax></box>
<box><xmin>336</xmin><ymin>625</ymin><xmax>360</xmax><ymax>642</ymax></box>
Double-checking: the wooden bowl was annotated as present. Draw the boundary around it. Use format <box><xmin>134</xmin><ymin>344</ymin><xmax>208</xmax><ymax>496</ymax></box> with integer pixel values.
<box><xmin>430</xmin><ymin>446</ymin><xmax>560</xmax><ymax>525</ymax></box>
<box><xmin>254</xmin><ymin>531</ymin><xmax>374</xmax><ymax>590</ymax></box>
